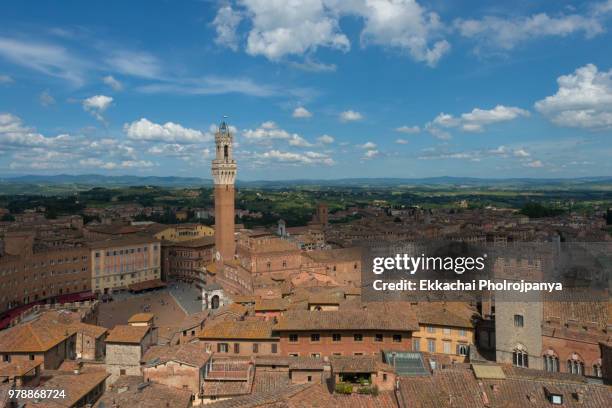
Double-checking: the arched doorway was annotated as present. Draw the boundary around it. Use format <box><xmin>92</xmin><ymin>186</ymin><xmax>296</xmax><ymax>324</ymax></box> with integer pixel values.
<box><xmin>211</xmin><ymin>295</ymin><xmax>220</xmax><ymax>309</ymax></box>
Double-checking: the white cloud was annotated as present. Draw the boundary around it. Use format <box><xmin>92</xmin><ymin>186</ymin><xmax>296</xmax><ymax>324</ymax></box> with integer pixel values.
<box><xmin>106</xmin><ymin>51</ymin><xmax>162</xmax><ymax>79</ymax></box>
<box><xmin>424</xmin><ymin>124</ymin><xmax>451</xmax><ymax>140</ymax></box>
<box><xmin>417</xmin><ymin>151</ymin><xmax>478</xmax><ymax>161</ymax></box>
<box><xmin>534</xmin><ymin>64</ymin><xmax>612</xmax><ymax>129</ymax></box>
<box><xmin>486</xmin><ymin>146</ymin><xmax>531</xmax><ymax>158</ymax></box>
<box><xmin>256</xmin><ymin>149</ymin><xmax>334</xmax><ymax>165</ymax></box>
<box><xmin>241</xmin><ymin>0</ymin><xmax>350</xmax><ymax>61</ymax></box>
<box><xmin>79</xmin><ymin>158</ymin><xmax>155</xmax><ymax>170</ymax></box>
<box><xmin>332</xmin><ymin>0</ymin><xmax>450</xmax><ymax>66</ymax></box>
<box><xmin>147</xmin><ymin>143</ymin><xmax>189</xmax><ymax>156</ymax></box>
<box><xmin>0</xmin><ymin>74</ymin><xmax>13</xmax><ymax>84</ymax></box>
<box><xmin>39</xmin><ymin>90</ymin><xmax>55</xmax><ymax>107</ymax></box>
<box><xmin>288</xmin><ymin>134</ymin><xmax>314</xmax><ymax>147</ymax></box>
<box><xmin>0</xmin><ymin>37</ymin><xmax>84</xmax><ymax>85</ymax></box>
<box><xmin>292</xmin><ymin>106</ymin><xmax>312</xmax><ymax>118</ymax></box>
<box><xmin>431</xmin><ymin>105</ymin><xmax>530</xmax><ymax>133</ymax></box>
<box><xmin>288</xmin><ymin>57</ymin><xmax>337</xmax><ymax>72</ymax></box>
<box><xmin>0</xmin><ymin>113</ymin><xmax>157</xmax><ymax>172</ymax></box>
<box><xmin>340</xmin><ymin>110</ymin><xmax>363</xmax><ymax>122</ymax></box>
<box><xmin>359</xmin><ymin>141</ymin><xmax>377</xmax><ymax>149</ymax></box>
<box><xmin>243</xmin><ymin>121</ymin><xmax>292</xmax><ymax>143</ymax></box>
<box><xmin>524</xmin><ymin>160</ymin><xmax>544</xmax><ymax>168</ymax></box>
<box><xmin>82</xmin><ymin>95</ymin><xmax>113</xmax><ymax>122</ymax></box>
<box><xmin>103</xmin><ymin>75</ymin><xmax>123</xmax><ymax>91</ymax></box>
<box><xmin>513</xmin><ymin>148</ymin><xmax>530</xmax><ymax>158</ymax></box>
<box><xmin>363</xmin><ymin>149</ymin><xmax>380</xmax><ymax>159</ymax></box>
<box><xmin>593</xmin><ymin>0</ymin><xmax>612</xmax><ymax>15</ymax></box>
<box><xmin>10</xmin><ymin>149</ymin><xmax>76</xmax><ymax>170</ymax></box>
<box><xmin>242</xmin><ymin>121</ymin><xmax>315</xmax><ymax>147</ymax></box>
<box><xmin>137</xmin><ymin>76</ymin><xmax>278</xmax><ymax>97</ymax></box>
<box><xmin>455</xmin><ymin>12</ymin><xmax>603</xmax><ymax>51</ymax></box>
<box><xmin>0</xmin><ymin>113</ymin><xmax>71</xmax><ymax>147</ymax></box>
<box><xmin>395</xmin><ymin>138</ymin><xmax>409</xmax><ymax>144</ymax></box>
<box><xmin>87</xmin><ymin>138</ymin><xmax>136</xmax><ymax>160</ymax></box>
<box><xmin>223</xmin><ymin>0</ymin><xmax>449</xmax><ymax>66</ymax></box>
<box><xmin>213</xmin><ymin>5</ymin><xmax>243</xmax><ymax>51</ymax></box>
<box><xmin>317</xmin><ymin>134</ymin><xmax>334</xmax><ymax>144</ymax></box>
<box><xmin>0</xmin><ymin>37</ymin><xmax>86</xmax><ymax>85</ymax></box>
<box><xmin>395</xmin><ymin>125</ymin><xmax>420</xmax><ymax>134</ymax></box>
<box><xmin>417</xmin><ymin>145</ymin><xmax>534</xmax><ymax>162</ymax></box>
<box><xmin>124</xmin><ymin>118</ymin><xmax>212</xmax><ymax>143</ymax></box>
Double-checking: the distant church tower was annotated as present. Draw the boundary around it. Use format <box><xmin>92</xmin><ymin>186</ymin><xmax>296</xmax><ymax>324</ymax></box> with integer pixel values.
<box><xmin>212</xmin><ymin>120</ymin><xmax>237</xmax><ymax>263</ymax></box>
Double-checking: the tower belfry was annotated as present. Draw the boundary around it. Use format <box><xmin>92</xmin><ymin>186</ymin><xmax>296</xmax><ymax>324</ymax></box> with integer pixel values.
<box><xmin>212</xmin><ymin>120</ymin><xmax>237</xmax><ymax>263</ymax></box>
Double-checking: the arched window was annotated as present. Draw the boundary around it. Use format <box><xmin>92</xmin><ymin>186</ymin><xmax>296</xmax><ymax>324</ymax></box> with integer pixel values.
<box><xmin>593</xmin><ymin>363</ymin><xmax>602</xmax><ymax>378</ymax></box>
<box><xmin>543</xmin><ymin>355</ymin><xmax>559</xmax><ymax>372</ymax></box>
<box><xmin>566</xmin><ymin>354</ymin><xmax>584</xmax><ymax>375</ymax></box>
<box><xmin>512</xmin><ymin>345</ymin><xmax>529</xmax><ymax>368</ymax></box>
<box><xmin>224</xmin><ymin>145</ymin><xmax>228</xmax><ymax>159</ymax></box>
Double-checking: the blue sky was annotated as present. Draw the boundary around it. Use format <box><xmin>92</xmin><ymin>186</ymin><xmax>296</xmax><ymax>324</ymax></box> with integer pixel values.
<box><xmin>1</xmin><ymin>0</ymin><xmax>612</xmax><ymax>180</ymax></box>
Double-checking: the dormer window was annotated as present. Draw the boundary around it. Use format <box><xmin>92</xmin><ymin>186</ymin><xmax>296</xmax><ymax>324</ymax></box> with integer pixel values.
<box><xmin>550</xmin><ymin>394</ymin><xmax>563</xmax><ymax>405</ymax></box>
<box><xmin>544</xmin><ymin>387</ymin><xmax>563</xmax><ymax>405</ymax></box>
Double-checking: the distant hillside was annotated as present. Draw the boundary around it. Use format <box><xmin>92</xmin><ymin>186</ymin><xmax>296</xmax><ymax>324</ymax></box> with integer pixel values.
<box><xmin>1</xmin><ymin>174</ymin><xmax>612</xmax><ymax>194</ymax></box>
<box><xmin>239</xmin><ymin>176</ymin><xmax>612</xmax><ymax>190</ymax></box>
<box><xmin>1</xmin><ymin>174</ymin><xmax>210</xmax><ymax>187</ymax></box>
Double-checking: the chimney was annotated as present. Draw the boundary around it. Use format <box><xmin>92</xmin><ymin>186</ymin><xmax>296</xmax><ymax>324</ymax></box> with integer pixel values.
<box><xmin>573</xmin><ymin>388</ymin><xmax>585</xmax><ymax>403</ymax></box>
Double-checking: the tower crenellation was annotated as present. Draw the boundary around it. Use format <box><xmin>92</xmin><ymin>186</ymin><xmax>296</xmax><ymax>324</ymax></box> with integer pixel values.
<box><xmin>212</xmin><ymin>121</ymin><xmax>237</xmax><ymax>185</ymax></box>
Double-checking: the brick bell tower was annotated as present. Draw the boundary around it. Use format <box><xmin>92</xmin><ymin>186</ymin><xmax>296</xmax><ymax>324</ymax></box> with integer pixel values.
<box><xmin>212</xmin><ymin>120</ymin><xmax>237</xmax><ymax>263</ymax></box>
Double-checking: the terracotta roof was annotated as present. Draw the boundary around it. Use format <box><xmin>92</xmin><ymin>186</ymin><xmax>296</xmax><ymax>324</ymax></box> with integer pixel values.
<box><xmin>106</xmin><ymin>325</ymin><xmax>150</xmax><ymax>344</ymax></box>
<box><xmin>398</xmin><ymin>370</ymin><xmax>486</xmax><ymax>408</ymax></box>
<box><xmin>251</xmin><ymin>371</ymin><xmax>290</xmax><ymax>393</ymax></box>
<box><xmin>205</xmin><ymin>383</ymin><xmax>316</xmax><ymax>407</ymax></box>
<box><xmin>95</xmin><ymin>375</ymin><xmax>192</xmax><ymax>408</ymax></box>
<box><xmin>143</xmin><ymin>343</ymin><xmax>211</xmax><ymax>368</ymax></box>
<box><xmin>209</xmin><ymin>304</ymin><xmax>249</xmax><ymax>322</ymax></box>
<box><xmin>331</xmin><ymin>356</ymin><xmax>378</xmax><ymax>373</ymax></box>
<box><xmin>397</xmin><ymin>365</ymin><xmax>612</xmax><ymax>408</ymax></box>
<box><xmin>128</xmin><ymin>313</ymin><xmax>155</xmax><ymax>323</ymax></box>
<box><xmin>0</xmin><ymin>316</ymin><xmax>74</xmax><ymax>353</ymax></box>
<box><xmin>305</xmin><ymin>248</ymin><xmax>362</xmax><ymax>263</ymax></box>
<box><xmin>203</xmin><ymin>379</ymin><xmax>252</xmax><ymax>397</ymax></box>
<box><xmin>199</xmin><ymin>320</ymin><xmax>276</xmax><ymax>340</ymax></box>
<box><xmin>502</xmin><ymin>365</ymin><xmax>588</xmax><ymax>384</ymax></box>
<box><xmin>39</xmin><ymin>310</ymin><xmax>107</xmax><ymax>339</ymax></box>
<box><xmin>22</xmin><ymin>369</ymin><xmax>109</xmax><ymax>408</ymax></box>
<box><xmin>86</xmin><ymin>234</ymin><xmax>159</xmax><ymax>249</ymax></box>
<box><xmin>275</xmin><ymin>306</ymin><xmax>419</xmax><ymax>332</ymax></box>
<box><xmin>415</xmin><ymin>302</ymin><xmax>478</xmax><ymax>328</ymax></box>
<box><xmin>543</xmin><ymin>296</ymin><xmax>609</xmax><ymax>329</ymax></box>
<box><xmin>178</xmin><ymin>311</ymin><xmax>208</xmax><ymax>331</ymax></box>
<box><xmin>307</xmin><ymin>293</ymin><xmax>343</xmax><ymax>305</ymax></box>
<box><xmin>483</xmin><ymin>376</ymin><xmax>612</xmax><ymax>408</ymax></box>
<box><xmin>232</xmin><ymin>295</ymin><xmax>260</xmax><ymax>304</ymax></box>
<box><xmin>0</xmin><ymin>360</ymin><xmax>41</xmax><ymax>378</ymax></box>
<box><xmin>254</xmin><ymin>355</ymin><xmax>291</xmax><ymax>367</ymax></box>
<box><xmin>288</xmin><ymin>356</ymin><xmax>326</xmax><ymax>370</ymax></box>
<box><xmin>330</xmin><ymin>391</ymin><xmax>399</xmax><ymax>408</ymax></box>
<box><xmin>166</xmin><ymin>236</ymin><xmax>215</xmax><ymax>247</ymax></box>
<box><xmin>254</xmin><ymin>298</ymin><xmax>288</xmax><ymax>312</ymax></box>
